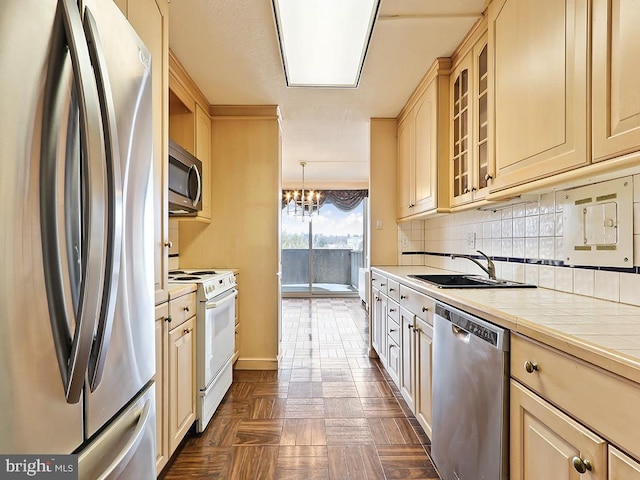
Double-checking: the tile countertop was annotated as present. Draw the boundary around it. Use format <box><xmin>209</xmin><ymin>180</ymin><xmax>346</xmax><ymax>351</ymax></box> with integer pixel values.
<box><xmin>372</xmin><ymin>266</ymin><xmax>640</xmax><ymax>386</ymax></box>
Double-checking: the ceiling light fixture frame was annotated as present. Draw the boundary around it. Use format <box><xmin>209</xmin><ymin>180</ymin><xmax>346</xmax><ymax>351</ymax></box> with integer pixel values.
<box><xmin>271</xmin><ymin>0</ymin><xmax>381</xmax><ymax>88</ymax></box>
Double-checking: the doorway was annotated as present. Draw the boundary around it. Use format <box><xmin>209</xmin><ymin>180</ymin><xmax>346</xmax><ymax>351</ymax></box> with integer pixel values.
<box><xmin>281</xmin><ymin>197</ymin><xmax>367</xmax><ymax>297</ymax></box>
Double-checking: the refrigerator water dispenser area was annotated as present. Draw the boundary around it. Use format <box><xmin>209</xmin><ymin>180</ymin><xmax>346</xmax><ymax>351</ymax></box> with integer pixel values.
<box><xmin>562</xmin><ymin>176</ymin><xmax>633</xmax><ymax>267</ymax></box>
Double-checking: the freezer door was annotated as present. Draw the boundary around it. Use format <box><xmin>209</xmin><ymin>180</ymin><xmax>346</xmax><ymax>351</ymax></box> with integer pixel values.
<box><xmin>0</xmin><ymin>0</ymin><xmax>87</xmax><ymax>453</ymax></box>
<box><xmin>81</xmin><ymin>0</ymin><xmax>156</xmax><ymax>438</ymax></box>
<box><xmin>79</xmin><ymin>383</ymin><xmax>156</xmax><ymax>480</ymax></box>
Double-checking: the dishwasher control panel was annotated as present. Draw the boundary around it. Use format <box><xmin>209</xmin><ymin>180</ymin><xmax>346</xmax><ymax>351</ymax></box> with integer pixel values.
<box><xmin>435</xmin><ymin>303</ymin><xmax>508</xmax><ymax>349</ymax></box>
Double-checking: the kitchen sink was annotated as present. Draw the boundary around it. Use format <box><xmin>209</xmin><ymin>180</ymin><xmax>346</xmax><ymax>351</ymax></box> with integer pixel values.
<box><xmin>408</xmin><ymin>274</ymin><xmax>536</xmax><ymax>289</ymax></box>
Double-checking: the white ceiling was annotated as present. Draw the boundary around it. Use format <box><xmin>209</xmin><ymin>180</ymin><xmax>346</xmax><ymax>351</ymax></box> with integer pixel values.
<box><xmin>168</xmin><ymin>0</ymin><xmax>486</xmax><ymax>188</ymax></box>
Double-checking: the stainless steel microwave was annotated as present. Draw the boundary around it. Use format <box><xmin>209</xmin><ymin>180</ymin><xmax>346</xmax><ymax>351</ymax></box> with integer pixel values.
<box><xmin>168</xmin><ymin>139</ymin><xmax>202</xmax><ymax>215</ymax></box>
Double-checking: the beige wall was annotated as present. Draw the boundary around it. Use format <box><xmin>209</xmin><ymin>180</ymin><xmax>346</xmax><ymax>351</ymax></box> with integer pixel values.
<box><xmin>179</xmin><ymin>112</ymin><xmax>281</xmax><ymax>370</ymax></box>
<box><xmin>369</xmin><ymin>118</ymin><xmax>398</xmax><ymax>265</ymax></box>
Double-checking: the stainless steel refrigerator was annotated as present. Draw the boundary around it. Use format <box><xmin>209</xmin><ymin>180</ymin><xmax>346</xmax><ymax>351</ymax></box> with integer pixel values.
<box><xmin>0</xmin><ymin>0</ymin><xmax>156</xmax><ymax>477</ymax></box>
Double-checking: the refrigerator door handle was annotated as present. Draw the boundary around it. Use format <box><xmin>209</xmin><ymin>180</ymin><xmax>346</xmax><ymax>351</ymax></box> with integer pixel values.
<box><xmin>82</xmin><ymin>7</ymin><xmax>124</xmax><ymax>392</ymax></box>
<box><xmin>40</xmin><ymin>0</ymin><xmax>107</xmax><ymax>404</ymax></box>
<box><xmin>97</xmin><ymin>399</ymin><xmax>151</xmax><ymax>480</ymax></box>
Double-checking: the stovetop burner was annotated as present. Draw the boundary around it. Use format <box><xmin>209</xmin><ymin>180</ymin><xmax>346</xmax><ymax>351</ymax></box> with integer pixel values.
<box><xmin>168</xmin><ymin>268</ymin><xmax>236</xmax><ymax>301</ymax></box>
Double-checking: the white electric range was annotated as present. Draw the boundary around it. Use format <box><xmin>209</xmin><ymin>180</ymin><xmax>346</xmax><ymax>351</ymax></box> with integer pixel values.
<box><xmin>168</xmin><ymin>269</ymin><xmax>237</xmax><ymax>432</ymax></box>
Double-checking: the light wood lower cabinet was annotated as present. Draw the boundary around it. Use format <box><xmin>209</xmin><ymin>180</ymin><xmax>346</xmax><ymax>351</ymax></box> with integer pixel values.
<box><xmin>609</xmin><ymin>446</ymin><xmax>640</xmax><ymax>480</ymax></box>
<box><xmin>414</xmin><ymin>317</ymin><xmax>433</xmax><ymax>439</ymax></box>
<box><xmin>510</xmin><ymin>380</ymin><xmax>607</xmax><ymax>480</ymax></box>
<box><xmin>399</xmin><ymin>308</ymin><xmax>416</xmax><ymax>413</ymax></box>
<box><xmin>371</xmin><ymin>286</ymin><xmax>385</xmax><ymax>362</ymax></box>
<box><xmin>154</xmin><ymin>303</ymin><xmax>169</xmax><ymax>474</ymax></box>
<box><xmin>233</xmin><ymin>274</ymin><xmax>240</xmax><ymax>364</ymax></box>
<box><xmin>386</xmin><ymin>336</ymin><xmax>400</xmax><ymax>386</ymax></box>
<box><xmin>168</xmin><ymin>315</ymin><xmax>195</xmax><ymax>455</ymax></box>
<box><xmin>511</xmin><ymin>334</ymin><xmax>640</xmax><ymax>479</ymax></box>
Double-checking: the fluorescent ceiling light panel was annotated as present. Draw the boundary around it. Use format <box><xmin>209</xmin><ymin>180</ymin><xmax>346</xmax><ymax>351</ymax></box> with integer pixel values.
<box><xmin>273</xmin><ymin>0</ymin><xmax>380</xmax><ymax>87</ymax></box>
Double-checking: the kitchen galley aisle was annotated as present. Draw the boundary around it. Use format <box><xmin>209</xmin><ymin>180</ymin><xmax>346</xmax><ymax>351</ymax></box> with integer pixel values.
<box><xmin>162</xmin><ymin>298</ymin><xmax>440</xmax><ymax>479</ymax></box>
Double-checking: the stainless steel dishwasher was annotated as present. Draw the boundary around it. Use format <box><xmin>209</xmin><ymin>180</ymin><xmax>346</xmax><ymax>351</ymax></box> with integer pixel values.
<box><xmin>431</xmin><ymin>302</ymin><xmax>509</xmax><ymax>480</ymax></box>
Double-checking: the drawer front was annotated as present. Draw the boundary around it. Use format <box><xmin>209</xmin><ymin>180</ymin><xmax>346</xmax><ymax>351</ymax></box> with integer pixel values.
<box><xmin>387</xmin><ymin>280</ymin><xmax>400</xmax><ymax>302</ymax></box>
<box><xmin>387</xmin><ymin>318</ymin><xmax>400</xmax><ymax>345</ymax></box>
<box><xmin>387</xmin><ymin>299</ymin><xmax>400</xmax><ymax>324</ymax></box>
<box><xmin>399</xmin><ymin>285</ymin><xmax>434</xmax><ymax>324</ymax></box>
<box><xmin>371</xmin><ymin>274</ymin><xmax>388</xmax><ymax>295</ymax></box>
<box><xmin>169</xmin><ymin>292</ymin><xmax>197</xmax><ymax>327</ymax></box>
<box><xmin>511</xmin><ymin>334</ymin><xmax>640</xmax><ymax>460</ymax></box>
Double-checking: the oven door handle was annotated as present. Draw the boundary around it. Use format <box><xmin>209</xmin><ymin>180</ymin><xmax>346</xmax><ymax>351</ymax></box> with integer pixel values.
<box><xmin>205</xmin><ymin>289</ymin><xmax>237</xmax><ymax>309</ymax></box>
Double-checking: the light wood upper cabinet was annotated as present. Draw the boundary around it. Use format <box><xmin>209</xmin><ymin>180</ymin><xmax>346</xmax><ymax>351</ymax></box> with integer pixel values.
<box><xmin>397</xmin><ymin>111</ymin><xmax>414</xmax><ymax>219</ymax></box>
<box><xmin>168</xmin><ymin>52</ymin><xmax>212</xmax><ymax>222</ymax></box>
<box><xmin>195</xmin><ymin>104</ymin><xmax>211</xmax><ymax>220</ymax></box>
<box><xmin>449</xmin><ymin>21</ymin><xmax>492</xmax><ymax>208</ymax></box>
<box><xmin>488</xmin><ymin>0</ymin><xmax>589</xmax><ymax>191</ymax></box>
<box><xmin>592</xmin><ymin>0</ymin><xmax>640</xmax><ymax>162</ymax></box>
<box><xmin>510</xmin><ymin>380</ymin><xmax>607</xmax><ymax>480</ymax></box>
<box><xmin>125</xmin><ymin>0</ymin><xmax>170</xmax><ymax>305</ymax></box>
<box><xmin>414</xmin><ymin>81</ymin><xmax>438</xmax><ymax>211</ymax></box>
<box><xmin>396</xmin><ymin>58</ymin><xmax>451</xmax><ymax>221</ymax></box>
<box><xmin>450</xmin><ymin>52</ymin><xmax>474</xmax><ymax>206</ymax></box>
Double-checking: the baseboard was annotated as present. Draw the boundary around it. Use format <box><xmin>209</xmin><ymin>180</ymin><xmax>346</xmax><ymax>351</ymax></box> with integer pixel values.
<box><xmin>234</xmin><ymin>357</ymin><xmax>278</xmax><ymax>370</ymax></box>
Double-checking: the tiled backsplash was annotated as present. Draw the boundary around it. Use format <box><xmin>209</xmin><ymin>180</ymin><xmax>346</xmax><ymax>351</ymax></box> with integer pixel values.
<box><xmin>398</xmin><ymin>174</ymin><xmax>640</xmax><ymax>306</ymax></box>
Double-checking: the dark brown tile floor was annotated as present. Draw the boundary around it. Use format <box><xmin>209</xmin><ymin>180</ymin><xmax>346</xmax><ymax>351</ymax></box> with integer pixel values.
<box><xmin>162</xmin><ymin>298</ymin><xmax>441</xmax><ymax>480</ymax></box>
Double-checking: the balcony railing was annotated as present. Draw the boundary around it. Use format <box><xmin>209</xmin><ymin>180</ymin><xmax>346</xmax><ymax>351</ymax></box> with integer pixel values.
<box><xmin>282</xmin><ymin>248</ymin><xmax>363</xmax><ymax>290</ymax></box>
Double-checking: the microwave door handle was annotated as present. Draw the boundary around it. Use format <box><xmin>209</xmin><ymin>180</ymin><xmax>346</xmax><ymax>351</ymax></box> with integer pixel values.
<box><xmin>188</xmin><ymin>164</ymin><xmax>201</xmax><ymax>207</ymax></box>
<box><xmin>40</xmin><ymin>0</ymin><xmax>107</xmax><ymax>403</ymax></box>
<box><xmin>83</xmin><ymin>8</ymin><xmax>124</xmax><ymax>392</ymax></box>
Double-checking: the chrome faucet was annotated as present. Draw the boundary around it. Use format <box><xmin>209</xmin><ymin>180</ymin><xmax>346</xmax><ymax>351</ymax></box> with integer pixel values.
<box><xmin>451</xmin><ymin>250</ymin><xmax>496</xmax><ymax>280</ymax></box>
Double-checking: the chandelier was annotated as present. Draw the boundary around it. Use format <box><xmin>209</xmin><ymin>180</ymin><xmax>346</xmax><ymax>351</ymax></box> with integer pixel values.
<box><xmin>283</xmin><ymin>162</ymin><xmax>321</xmax><ymax>220</ymax></box>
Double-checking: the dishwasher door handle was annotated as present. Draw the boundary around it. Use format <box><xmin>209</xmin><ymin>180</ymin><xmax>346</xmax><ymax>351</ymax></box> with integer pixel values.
<box><xmin>452</xmin><ymin>324</ymin><xmax>471</xmax><ymax>343</ymax></box>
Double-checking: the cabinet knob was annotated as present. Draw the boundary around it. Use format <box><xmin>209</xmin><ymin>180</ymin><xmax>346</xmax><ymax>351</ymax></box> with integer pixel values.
<box><xmin>376</xmin><ymin>297</ymin><xmax>381</xmax><ymax>302</ymax></box>
<box><xmin>463</xmin><ymin>187</ymin><xmax>470</xmax><ymax>194</ymax></box>
<box><xmin>183</xmin><ymin>306</ymin><xmax>190</xmax><ymax>312</ymax></box>
<box><xmin>471</xmin><ymin>187</ymin><xmax>477</xmax><ymax>192</ymax></box>
<box><xmin>407</xmin><ymin>323</ymin><xmax>413</xmax><ymax>330</ymax></box>
<box><xmin>165</xmin><ymin>315</ymin><xmax>172</xmax><ymax>323</ymax></box>
<box><xmin>389</xmin><ymin>328</ymin><xmax>397</xmax><ymax>333</ymax></box>
<box><xmin>400</xmin><ymin>295</ymin><xmax>407</xmax><ymax>299</ymax></box>
<box><xmin>485</xmin><ymin>173</ymin><xmax>493</xmax><ymax>181</ymax></box>
<box><xmin>572</xmin><ymin>456</ymin><xmax>592</xmax><ymax>474</ymax></box>
<box><xmin>184</xmin><ymin>328</ymin><xmax>192</xmax><ymax>334</ymax></box>
<box><xmin>414</xmin><ymin>326</ymin><xmax>421</xmax><ymax>333</ymax></box>
<box><xmin>389</xmin><ymin>308</ymin><xmax>396</xmax><ymax>312</ymax></box>
<box><xmin>380</xmin><ymin>283</ymin><xmax>386</xmax><ymax>287</ymax></box>
<box><xmin>389</xmin><ymin>288</ymin><xmax>395</xmax><ymax>292</ymax></box>
<box><xmin>422</xmin><ymin>306</ymin><xmax>429</xmax><ymax>312</ymax></box>
<box><xmin>164</xmin><ymin>241</ymin><xmax>173</xmax><ymax>248</ymax></box>
<box><xmin>524</xmin><ymin>361</ymin><xmax>539</xmax><ymax>373</ymax></box>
